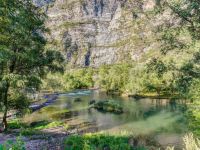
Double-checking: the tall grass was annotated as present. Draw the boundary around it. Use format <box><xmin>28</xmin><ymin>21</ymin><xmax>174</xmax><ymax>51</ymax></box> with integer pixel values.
<box><xmin>167</xmin><ymin>133</ymin><xmax>200</xmax><ymax>150</ymax></box>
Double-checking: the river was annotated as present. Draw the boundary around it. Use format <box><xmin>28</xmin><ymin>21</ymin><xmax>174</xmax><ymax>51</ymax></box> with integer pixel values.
<box><xmin>24</xmin><ymin>89</ymin><xmax>188</xmax><ymax>148</ymax></box>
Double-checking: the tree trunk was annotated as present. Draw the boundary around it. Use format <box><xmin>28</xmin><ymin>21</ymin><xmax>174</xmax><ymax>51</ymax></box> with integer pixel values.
<box><xmin>2</xmin><ymin>109</ymin><xmax>8</xmax><ymax>131</ymax></box>
<box><xmin>2</xmin><ymin>82</ymin><xmax>9</xmax><ymax>131</ymax></box>
<box><xmin>157</xmin><ymin>88</ymin><xmax>161</xmax><ymax>97</ymax></box>
<box><xmin>2</xmin><ymin>48</ymin><xmax>17</xmax><ymax>131</ymax></box>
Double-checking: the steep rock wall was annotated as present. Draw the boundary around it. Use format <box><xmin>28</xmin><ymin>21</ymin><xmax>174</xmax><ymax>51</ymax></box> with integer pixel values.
<box><xmin>37</xmin><ymin>0</ymin><xmax>156</xmax><ymax>67</ymax></box>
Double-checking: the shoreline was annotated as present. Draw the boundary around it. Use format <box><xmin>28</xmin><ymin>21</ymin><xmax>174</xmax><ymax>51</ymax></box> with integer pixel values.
<box><xmin>29</xmin><ymin>94</ymin><xmax>59</xmax><ymax>112</ymax></box>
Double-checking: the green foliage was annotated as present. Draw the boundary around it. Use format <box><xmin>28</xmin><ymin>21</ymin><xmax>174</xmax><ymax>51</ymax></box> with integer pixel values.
<box><xmin>42</xmin><ymin>73</ymin><xmax>65</xmax><ymax>92</ymax></box>
<box><xmin>20</xmin><ymin>128</ymin><xmax>41</xmax><ymax>136</ymax></box>
<box><xmin>8</xmin><ymin>119</ymin><xmax>28</xmax><ymax>129</ymax></box>
<box><xmin>125</xmin><ymin>64</ymin><xmax>147</xmax><ymax>95</ymax></box>
<box><xmin>43</xmin><ymin>68</ymin><xmax>95</xmax><ymax>91</ymax></box>
<box><xmin>167</xmin><ymin>133</ymin><xmax>200</xmax><ymax>150</ymax></box>
<box><xmin>65</xmin><ymin>134</ymin><xmax>132</xmax><ymax>150</ymax></box>
<box><xmin>43</xmin><ymin>62</ymin><xmax>178</xmax><ymax>97</ymax></box>
<box><xmin>34</xmin><ymin>121</ymin><xmax>68</xmax><ymax>130</ymax></box>
<box><xmin>64</xmin><ymin>68</ymin><xmax>94</xmax><ymax>90</ymax></box>
<box><xmin>188</xmin><ymin>79</ymin><xmax>200</xmax><ymax>101</ymax></box>
<box><xmin>153</xmin><ymin>0</ymin><xmax>200</xmax><ymax>100</ymax></box>
<box><xmin>7</xmin><ymin>118</ymin><xmax>68</xmax><ymax>136</ymax></box>
<box><xmin>0</xmin><ymin>0</ymin><xmax>64</xmax><ymax>129</ymax></box>
<box><xmin>0</xmin><ymin>137</ymin><xmax>25</xmax><ymax>150</ymax></box>
<box><xmin>97</xmin><ymin>64</ymin><xmax>132</xmax><ymax>93</ymax></box>
<box><xmin>186</xmin><ymin>102</ymin><xmax>200</xmax><ymax>137</ymax></box>
<box><xmin>9</xmin><ymin>94</ymin><xmax>30</xmax><ymax>114</ymax></box>
<box><xmin>92</xmin><ymin>100</ymin><xmax>123</xmax><ymax>114</ymax></box>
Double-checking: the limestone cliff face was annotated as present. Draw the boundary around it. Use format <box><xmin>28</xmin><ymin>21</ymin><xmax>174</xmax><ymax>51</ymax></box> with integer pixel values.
<box><xmin>36</xmin><ymin>0</ymin><xmax>156</xmax><ymax>67</ymax></box>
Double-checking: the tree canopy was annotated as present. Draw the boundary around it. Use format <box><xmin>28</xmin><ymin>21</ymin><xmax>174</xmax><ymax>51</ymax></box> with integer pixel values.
<box><xmin>0</xmin><ymin>0</ymin><xmax>64</xmax><ymax>130</ymax></box>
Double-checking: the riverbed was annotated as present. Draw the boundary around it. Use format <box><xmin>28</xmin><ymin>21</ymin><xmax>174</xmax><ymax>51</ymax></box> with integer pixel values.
<box><xmin>23</xmin><ymin>89</ymin><xmax>188</xmax><ymax>148</ymax></box>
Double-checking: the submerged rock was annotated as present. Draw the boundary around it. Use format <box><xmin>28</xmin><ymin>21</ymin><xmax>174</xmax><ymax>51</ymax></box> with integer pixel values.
<box><xmin>89</xmin><ymin>100</ymin><xmax>96</xmax><ymax>105</ymax></box>
<box><xmin>93</xmin><ymin>100</ymin><xmax>123</xmax><ymax>114</ymax></box>
<box><xmin>74</xmin><ymin>97</ymin><xmax>82</xmax><ymax>102</ymax></box>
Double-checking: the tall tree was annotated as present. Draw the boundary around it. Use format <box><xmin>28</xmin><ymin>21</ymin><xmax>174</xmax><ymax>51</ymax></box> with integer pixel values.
<box><xmin>148</xmin><ymin>0</ymin><xmax>200</xmax><ymax>98</ymax></box>
<box><xmin>0</xmin><ymin>0</ymin><xmax>64</xmax><ymax>130</ymax></box>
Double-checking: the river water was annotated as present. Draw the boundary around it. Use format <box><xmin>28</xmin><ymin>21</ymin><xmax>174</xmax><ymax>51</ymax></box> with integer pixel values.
<box><xmin>25</xmin><ymin>90</ymin><xmax>188</xmax><ymax>147</ymax></box>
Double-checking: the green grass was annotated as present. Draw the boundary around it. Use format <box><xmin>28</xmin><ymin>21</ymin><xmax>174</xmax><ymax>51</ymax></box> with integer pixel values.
<box><xmin>34</xmin><ymin>121</ymin><xmax>68</xmax><ymax>130</ymax></box>
<box><xmin>64</xmin><ymin>133</ymin><xmax>159</xmax><ymax>150</ymax></box>
<box><xmin>7</xmin><ymin>119</ymin><xmax>68</xmax><ymax>136</ymax></box>
<box><xmin>0</xmin><ymin>136</ymin><xmax>25</xmax><ymax>150</ymax></box>
<box><xmin>8</xmin><ymin>119</ymin><xmax>28</xmax><ymax>129</ymax></box>
<box><xmin>92</xmin><ymin>100</ymin><xmax>123</xmax><ymax>114</ymax></box>
<box><xmin>64</xmin><ymin>134</ymin><xmax>133</xmax><ymax>150</ymax></box>
<box><xmin>20</xmin><ymin>128</ymin><xmax>42</xmax><ymax>136</ymax></box>
<box><xmin>186</xmin><ymin>102</ymin><xmax>200</xmax><ymax>137</ymax></box>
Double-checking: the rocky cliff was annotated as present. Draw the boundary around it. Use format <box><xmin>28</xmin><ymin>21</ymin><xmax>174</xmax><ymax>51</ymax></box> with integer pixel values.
<box><xmin>35</xmin><ymin>0</ymin><xmax>157</xmax><ymax>67</ymax></box>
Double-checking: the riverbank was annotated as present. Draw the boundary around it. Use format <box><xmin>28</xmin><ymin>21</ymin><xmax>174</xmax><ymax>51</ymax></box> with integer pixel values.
<box><xmin>0</xmin><ymin>118</ymin><xmax>163</xmax><ymax>150</ymax></box>
<box><xmin>0</xmin><ymin>132</ymin><xmax>163</xmax><ymax>150</ymax></box>
<box><xmin>29</xmin><ymin>94</ymin><xmax>59</xmax><ymax>112</ymax></box>
<box><xmin>0</xmin><ymin>89</ymin><xmax>190</xmax><ymax>149</ymax></box>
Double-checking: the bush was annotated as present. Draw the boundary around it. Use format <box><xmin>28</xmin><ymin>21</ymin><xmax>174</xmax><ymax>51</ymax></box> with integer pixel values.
<box><xmin>65</xmin><ymin>134</ymin><xmax>132</xmax><ymax>150</ymax></box>
<box><xmin>74</xmin><ymin>97</ymin><xmax>82</xmax><ymax>102</ymax></box>
<box><xmin>93</xmin><ymin>100</ymin><xmax>123</xmax><ymax>114</ymax></box>
<box><xmin>20</xmin><ymin>128</ymin><xmax>41</xmax><ymax>136</ymax></box>
<box><xmin>8</xmin><ymin>119</ymin><xmax>28</xmax><ymax>129</ymax></box>
<box><xmin>64</xmin><ymin>68</ymin><xmax>95</xmax><ymax>91</ymax></box>
<box><xmin>0</xmin><ymin>137</ymin><xmax>25</xmax><ymax>150</ymax></box>
<box><xmin>97</xmin><ymin>64</ymin><xmax>131</xmax><ymax>93</ymax></box>
<box><xmin>8</xmin><ymin>93</ymin><xmax>31</xmax><ymax>115</ymax></box>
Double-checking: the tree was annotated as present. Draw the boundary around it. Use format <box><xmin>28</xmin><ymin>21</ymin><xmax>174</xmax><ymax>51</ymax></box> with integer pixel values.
<box><xmin>152</xmin><ymin>0</ymin><xmax>200</xmax><ymax>98</ymax></box>
<box><xmin>125</xmin><ymin>64</ymin><xmax>147</xmax><ymax>95</ymax></box>
<box><xmin>0</xmin><ymin>0</ymin><xmax>64</xmax><ymax>130</ymax></box>
<box><xmin>97</xmin><ymin>64</ymin><xmax>131</xmax><ymax>93</ymax></box>
<box><xmin>146</xmin><ymin>58</ymin><xmax>168</xmax><ymax>96</ymax></box>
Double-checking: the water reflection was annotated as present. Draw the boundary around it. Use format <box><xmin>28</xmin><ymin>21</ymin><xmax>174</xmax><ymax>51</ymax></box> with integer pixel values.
<box><xmin>24</xmin><ymin>90</ymin><xmax>188</xmax><ymax>136</ymax></box>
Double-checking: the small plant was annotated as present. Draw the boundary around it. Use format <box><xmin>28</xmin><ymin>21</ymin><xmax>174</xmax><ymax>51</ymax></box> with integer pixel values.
<box><xmin>166</xmin><ymin>133</ymin><xmax>200</xmax><ymax>150</ymax></box>
<box><xmin>183</xmin><ymin>133</ymin><xmax>200</xmax><ymax>150</ymax></box>
<box><xmin>20</xmin><ymin>128</ymin><xmax>41</xmax><ymax>136</ymax></box>
<box><xmin>166</xmin><ymin>146</ymin><xmax>174</xmax><ymax>150</ymax></box>
<box><xmin>93</xmin><ymin>100</ymin><xmax>123</xmax><ymax>114</ymax></box>
<box><xmin>8</xmin><ymin>119</ymin><xmax>27</xmax><ymax>129</ymax></box>
<box><xmin>74</xmin><ymin>98</ymin><xmax>82</xmax><ymax>102</ymax></box>
<box><xmin>0</xmin><ymin>136</ymin><xmax>25</xmax><ymax>150</ymax></box>
<box><xmin>34</xmin><ymin>121</ymin><xmax>68</xmax><ymax>130</ymax></box>
<box><xmin>65</xmin><ymin>134</ymin><xmax>132</xmax><ymax>150</ymax></box>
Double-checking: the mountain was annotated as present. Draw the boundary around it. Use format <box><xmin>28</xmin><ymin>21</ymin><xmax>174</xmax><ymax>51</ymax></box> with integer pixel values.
<box><xmin>35</xmin><ymin>0</ymin><xmax>158</xmax><ymax>67</ymax></box>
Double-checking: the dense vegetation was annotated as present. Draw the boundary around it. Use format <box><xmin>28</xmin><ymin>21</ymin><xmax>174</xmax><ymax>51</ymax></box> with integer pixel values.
<box><xmin>0</xmin><ymin>0</ymin><xmax>63</xmax><ymax>130</ymax></box>
<box><xmin>65</xmin><ymin>134</ymin><xmax>133</xmax><ymax>150</ymax></box>
<box><xmin>91</xmin><ymin>100</ymin><xmax>124</xmax><ymax>114</ymax></box>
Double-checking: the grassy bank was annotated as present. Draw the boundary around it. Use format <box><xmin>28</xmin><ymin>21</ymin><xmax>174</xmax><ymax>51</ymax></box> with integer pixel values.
<box><xmin>1</xmin><ymin>132</ymin><xmax>200</xmax><ymax>150</ymax></box>
<box><xmin>186</xmin><ymin>102</ymin><xmax>200</xmax><ymax>137</ymax></box>
<box><xmin>64</xmin><ymin>134</ymin><xmax>159</xmax><ymax>150</ymax></box>
<box><xmin>6</xmin><ymin>119</ymin><xmax>68</xmax><ymax>136</ymax></box>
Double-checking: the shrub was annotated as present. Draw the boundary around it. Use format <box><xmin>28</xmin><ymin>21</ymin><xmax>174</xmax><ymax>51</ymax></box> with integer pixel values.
<box><xmin>93</xmin><ymin>100</ymin><xmax>123</xmax><ymax>114</ymax></box>
<box><xmin>9</xmin><ymin>94</ymin><xmax>31</xmax><ymax>115</ymax></box>
<box><xmin>97</xmin><ymin>64</ymin><xmax>131</xmax><ymax>93</ymax></box>
<box><xmin>8</xmin><ymin>119</ymin><xmax>28</xmax><ymax>129</ymax></box>
<box><xmin>65</xmin><ymin>134</ymin><xmax>132</xmax><ymax>150</ymax></box>
<box><xmin>64</xmin><ymin>68</ymin><xmax>95</xmax><ymax>91</ymax></box>
<box><xmin>0</xmin><ymin>137</ymin><xmax>25</xmax><ymax>150</ymax></box>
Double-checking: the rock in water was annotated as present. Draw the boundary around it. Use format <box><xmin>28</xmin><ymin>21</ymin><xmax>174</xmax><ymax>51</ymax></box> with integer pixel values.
<box><xmin>89</xmin><ymin>100</ymin><xmax>96</xmax><ymax>105</ymax></box>
<box><xmin>74</xmin><ymin>97</ymin><xmax>82</xmax><ymax>102</ymax></box>
<box><xmin>93</xmin><ymin>100</ymin><xmax>123</xmax><ymax>114</ymax></box>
